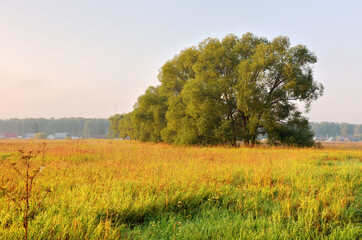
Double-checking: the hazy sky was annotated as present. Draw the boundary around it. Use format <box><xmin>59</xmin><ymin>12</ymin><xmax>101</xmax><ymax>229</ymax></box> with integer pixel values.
<box><xmin>0</xmin><ymin>0</ymin><xmax>361</xmax><ymax>123</ymax></box>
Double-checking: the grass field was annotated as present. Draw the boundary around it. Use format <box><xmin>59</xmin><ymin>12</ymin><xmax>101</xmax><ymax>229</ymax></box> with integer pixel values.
<box><xmin>0</xmin><ymin>140</ymin><xmax>361</xmax><ymax>239</ymax></box>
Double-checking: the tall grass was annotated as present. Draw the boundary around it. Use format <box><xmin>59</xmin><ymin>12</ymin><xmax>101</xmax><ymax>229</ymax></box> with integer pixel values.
<box><xmin>0</xmin><ymin>140</ymin><xmax>361</xmax><ymax>239</ymax></box>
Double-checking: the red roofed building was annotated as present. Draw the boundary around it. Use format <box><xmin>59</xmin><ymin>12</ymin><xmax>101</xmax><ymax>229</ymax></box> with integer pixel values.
<box><xmin>5</xmin><ymin>133</ymin><xmax>18</xmax><ymax>139</ymax></box>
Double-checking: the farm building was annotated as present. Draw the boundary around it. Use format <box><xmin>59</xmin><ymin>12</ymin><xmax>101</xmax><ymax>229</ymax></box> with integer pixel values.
<box><xmin>5</xmin><ymin>133</ymin><xmax>18</xmax><ymax>139</ymax></box>
<box><xmin>25</xmin><ymin>133</ymin><xmax>36</xmax><ymax>139</ymax></box>
<box><xmin>55</xmin><ymin>133</ymin><xmax>68</xmax><ymax>139</ymax></box>
<box><xmin>47</xmin><ymin>134</ymin><xmax>55</xmax><ymax>139</ymax></box>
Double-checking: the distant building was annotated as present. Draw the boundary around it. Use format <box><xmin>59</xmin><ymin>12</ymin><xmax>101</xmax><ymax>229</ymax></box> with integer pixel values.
<box><xmin>71</xmin><ymin>136</ymin><xmax>79</xmax><ymax>140</ymax></box>
<box><xmin>25</xmin><ymin>133</ymin><xmax>36</xmax><ymax>139</ymax></box>
<box><xmin>47</xmin><ymin>134</ymin><xmax>55</xmax><ymax>140</ymax></box>
<box><xmin>5</xmin><ymin>133</ymin><xmax>18</xmax><ymax>139</ymax></box>
<box><xmin>55</xmin><ymin>133</ymin><xmax>68</xmax><ymax>139</ymax></box>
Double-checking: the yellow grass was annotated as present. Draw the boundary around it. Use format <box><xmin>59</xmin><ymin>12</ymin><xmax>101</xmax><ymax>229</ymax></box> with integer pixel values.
<box><xmin>0</xmin><ymin>140</ymin><xmax>361</xmax><ymax>239</ymax></box>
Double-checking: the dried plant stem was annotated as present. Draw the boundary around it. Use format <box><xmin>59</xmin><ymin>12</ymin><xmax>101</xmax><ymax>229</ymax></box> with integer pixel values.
<box><xmin>1</xmin><ymin>143</ymin><xmax>49</xmax><ymax>240</ymax></box>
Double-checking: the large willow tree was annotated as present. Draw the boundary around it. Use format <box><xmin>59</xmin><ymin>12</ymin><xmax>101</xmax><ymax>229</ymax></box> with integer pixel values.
<box><xmin>113</xmin><ymin>33</ymin><xmax>323</xmax><ymax>147</ymax></box>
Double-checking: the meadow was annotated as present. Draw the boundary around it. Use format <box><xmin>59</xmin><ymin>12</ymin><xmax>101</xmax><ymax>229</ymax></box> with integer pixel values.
<box><xmin>0</xmin><ymin>140</ymin><xmax>361</xmax><ymax>239</ymax></box>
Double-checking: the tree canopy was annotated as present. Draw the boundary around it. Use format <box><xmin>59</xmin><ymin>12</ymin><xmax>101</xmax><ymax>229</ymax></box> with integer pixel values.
<box><xmin>111</xmin><ymin>33</ymin><xmax>323</xmax><ymax>147</ymax></box>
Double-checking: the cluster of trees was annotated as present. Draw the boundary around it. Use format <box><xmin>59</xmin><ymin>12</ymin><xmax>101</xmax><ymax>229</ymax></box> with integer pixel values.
<box><xmin>0</xmin><ymin>118</ymin><xmax>109</xmax><ymax>138</ymax></box>
<box><xmin>311</xmin><ymin>122</ymin><xmax>362</xmax><ymax>140</ymax></box>
<box><xmin>109</xmin><ymin>33</ymin><xmax>323</xmax><ymax>147</ymax></box>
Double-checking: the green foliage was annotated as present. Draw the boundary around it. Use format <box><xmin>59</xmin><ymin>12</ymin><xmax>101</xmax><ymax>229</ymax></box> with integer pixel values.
<box><xmin>108</xmin><ymin>114</ymin><xmax>124</xmax><ymax>138</ymax></box>
<box><xmin>118</xmin><ymin>113</ymin><xmax>136</xmax><ymax>139</ymax></box>
<box><xmin>32</xmin><ymin>122</ymin><xmax>40</xmax><ymax>134</ymax></box>
<box><xmin>132</xmin><ymin>86</ymin><xmax>168</xmax><ymax>142</ymax></box>
<box><xmin>82</xmin><ymin>120</ymin><xmax>92</xmax><ymax>138</ymax></box>
<box><xmin>34</xmin><ymin>132</ymin><xmax>47</xmax><ymax>139</ymax></box>
<box><xmin>340</xmin><ymin>123</ymin><xmax>355</xmax><ymax>137</ymax></box>
<box><xmin>267</xmin><ymin>113</ymin><xmax>315</xmax><ymax>147</ymax></box>
<box><xmin>116</xmin><ymin>33</ymin><xmax>323</xmax><ymax>147</ymax></box>
<box><xmin>82</xmin><ymin>119</ymin><xmax>108</xmax><ymax>138</ymax></box>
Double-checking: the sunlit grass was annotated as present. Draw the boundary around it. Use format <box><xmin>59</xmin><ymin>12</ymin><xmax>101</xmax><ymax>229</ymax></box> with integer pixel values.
<box><xmin>0</xmin><ymin>140</ymin><xmax>361</xmax><ymax>239</ymax></box>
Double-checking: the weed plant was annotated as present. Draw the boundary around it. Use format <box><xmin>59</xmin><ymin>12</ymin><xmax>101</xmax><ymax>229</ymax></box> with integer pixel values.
<box><xmin>1</xmin><ymin>143</ymin><xmax>50</xmax><ymax>239</ymax></box>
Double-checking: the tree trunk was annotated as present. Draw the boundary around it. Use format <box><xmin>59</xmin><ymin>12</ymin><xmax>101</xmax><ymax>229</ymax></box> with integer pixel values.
<box><xmin>250</xmin><ymin>136</ymin><xmax>256</xmax><ymax>148</ymax></box>
<box><xmin>241</xmin><ymin>113</ymin><xmax>250</xmax><ymax>147</ymax></box>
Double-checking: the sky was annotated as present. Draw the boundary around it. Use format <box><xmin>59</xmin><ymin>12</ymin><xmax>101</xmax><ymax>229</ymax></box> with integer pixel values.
<box><xmin>0</xmin><ymin>0</ymin><xmax>361</xmax><ymax>123</ymax></box>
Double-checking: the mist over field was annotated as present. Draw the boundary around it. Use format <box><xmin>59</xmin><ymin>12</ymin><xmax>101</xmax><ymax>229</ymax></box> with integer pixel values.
<box><xmin>0</xmin><ymin>1</ymin><xmax>361</xmax><ymax>123</ymax></box>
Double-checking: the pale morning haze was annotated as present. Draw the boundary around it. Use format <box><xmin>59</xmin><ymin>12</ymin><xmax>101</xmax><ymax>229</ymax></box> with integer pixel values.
<box><xmin>0</xmin><ymin>0</ymin><xmax>361</xmax><ymax>123</ymax></box>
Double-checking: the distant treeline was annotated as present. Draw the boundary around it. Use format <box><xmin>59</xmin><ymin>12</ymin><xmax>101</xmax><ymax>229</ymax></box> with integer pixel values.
<box><xmin>310</xmin><ymin>122</ymin><xmax>362</xmax><ymax>140</ymax></box>
<box><xmin>1</xmin><ymin>118</ymin><xmax>360</xmax><ymax>141</ymax></box>
<box><xmin>0</xmin><ymin>118</ymin><xmax>110</xmax><ymax>138</ymax></box>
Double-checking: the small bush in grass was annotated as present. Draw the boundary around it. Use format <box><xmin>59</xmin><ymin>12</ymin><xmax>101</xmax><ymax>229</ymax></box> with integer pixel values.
<box><xmin>34</xmin><ymin>132</ymin><xmax>47</xmax><ymax>139</ymax></box>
